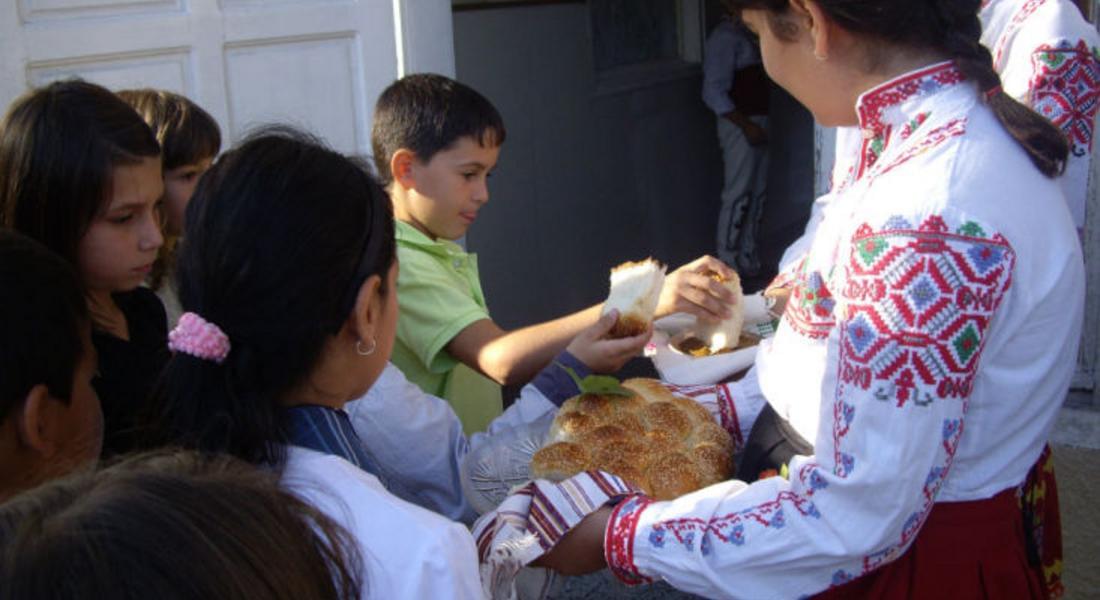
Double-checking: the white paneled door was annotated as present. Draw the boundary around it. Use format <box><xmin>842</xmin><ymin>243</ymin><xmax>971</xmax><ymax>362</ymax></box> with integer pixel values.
<box><xmin>0</xmin><ymin>0</ymin><xmax>419</xmax><ymax>157</ymax></box>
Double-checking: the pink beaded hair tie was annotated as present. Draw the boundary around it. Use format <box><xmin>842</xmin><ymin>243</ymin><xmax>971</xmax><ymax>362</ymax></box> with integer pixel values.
<box><xmin>168</xmin><ymin>312</ymin><xmax>231</xmax><ymax>364</ymax></box>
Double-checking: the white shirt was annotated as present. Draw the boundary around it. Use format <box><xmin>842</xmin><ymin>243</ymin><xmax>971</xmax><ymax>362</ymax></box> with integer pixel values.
<box><xmin>343</xmin><ymin>362</ymin><xmax>559</xmax><ymax>522</ymax></box>
<box><xmin>605</xmin><ymin>62</ymin><xmax>1085</xmax><ymax>599</ymax></box>
<box><xmin>281</xmin><ymin>446</ymin><xmax>485</xmax><ymax>599</ymax></box>
<box><xmin>702</xmin><ymin>18</ymin><xmax>762</xmax><ymax>116</ymax></box>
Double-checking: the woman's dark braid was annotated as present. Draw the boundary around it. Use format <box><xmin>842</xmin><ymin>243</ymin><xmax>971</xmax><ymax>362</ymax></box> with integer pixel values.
<box><xmin>932</xmin><ymin>0</ymin><xmax>1003</xmax><ymax>95</ymax></box>
<box><xmin>729</xmin><ymin>0</ymin><xmax>1069</xmax><ymax>177</ymax></box>
<box><xmin>931</xmin><ymin>0</ymin><xmax>1068</xmax><ymax>176</ymax></box>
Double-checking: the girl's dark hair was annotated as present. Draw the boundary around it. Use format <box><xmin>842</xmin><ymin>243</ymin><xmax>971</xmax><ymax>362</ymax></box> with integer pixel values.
<box><xmin>733</xmin><ymin>0</ymin><xmax>1069</xmax><ymax>177</ymax></box>
<box><xmin>0</xmin><ymin>230</ymin><xmax>88</xmax><ymax>422</ymax></box>
<box><xmin>116</xmin><ymin>88</ymin><xmax>222</xmax><ymax>171</ymax></box>
<box><xmin>149</xmin><ymin>126</ymin><xmax>395</xmax><ymax>467</ymax></box>
<box><xmin>371</xmin><ymin>73</ymin><xmax>507</xmax><ymax>186</ymax></box>
<box><xmin>0</xmin><ymin>80</ymin><xmax>161</xmax><ymax>266</ymax></box>
<box><xmin>0</xmin><ymin>450</ymin><xmax>362</xmax><ymax>599</ymax></box>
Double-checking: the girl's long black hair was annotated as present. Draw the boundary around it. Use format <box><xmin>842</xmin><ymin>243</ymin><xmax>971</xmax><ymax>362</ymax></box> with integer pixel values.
<box><xmin>148</xmin><ymin>126</ymin><xmax>395</xmax><ymax>468</ymax></box>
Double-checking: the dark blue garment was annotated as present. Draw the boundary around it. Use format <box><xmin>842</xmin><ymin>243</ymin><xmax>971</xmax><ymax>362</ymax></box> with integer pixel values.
<box><xmin>283</xmin><ymin>404</ymin><xmax>389</xmax><ymax>487</ymax></box>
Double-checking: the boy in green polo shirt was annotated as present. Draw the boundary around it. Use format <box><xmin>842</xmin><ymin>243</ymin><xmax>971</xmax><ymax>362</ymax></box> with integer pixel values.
<box><xmin>371</xmin><ymin>74</ymin><xmax>739</xmax><ymax>434</ymax></box>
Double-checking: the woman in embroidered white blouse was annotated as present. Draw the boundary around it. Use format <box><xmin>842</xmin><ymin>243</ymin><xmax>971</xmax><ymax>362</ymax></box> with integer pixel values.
<box><xmin>540</xmin><ymin>1</ymin><xmax>1084</xmax><ymax>598</ymax></box>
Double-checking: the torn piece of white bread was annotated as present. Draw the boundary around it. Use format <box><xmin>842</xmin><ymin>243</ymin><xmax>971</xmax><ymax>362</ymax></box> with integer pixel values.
<box><xmin>602</xmin><ymin>258</ymin><xmax>667</xmax><ymax>338</ymax></box>
<box><xmin>694</xmin><ymin>269</ymin><xmax>744</xmax><ymax>353</ymax></box>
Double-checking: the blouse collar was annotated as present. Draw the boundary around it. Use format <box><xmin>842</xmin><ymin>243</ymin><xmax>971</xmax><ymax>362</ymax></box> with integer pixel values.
<box><xmin>849</xmin><ymin>61</ymin><xmax>967</xmax><ymax>181</ymax></box>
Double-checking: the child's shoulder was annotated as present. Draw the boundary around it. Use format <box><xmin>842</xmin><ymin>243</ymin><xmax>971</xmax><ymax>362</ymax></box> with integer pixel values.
<box><xmin>117</xmin><ymin>287</ymin><xmax>168</xmax><ymax>335</ymax></box>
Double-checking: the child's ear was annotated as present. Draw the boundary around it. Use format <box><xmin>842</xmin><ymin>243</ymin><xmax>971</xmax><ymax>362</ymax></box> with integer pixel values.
<box><xmin>793</xmin><ymin>0</ymin><xmax>831</xmax><ymax>59</ymax></box>
<box><xmin>390</xmin><ymin>149</ymin><xmax>418</xmax><ymax>191</ymax></box>
<box><xmin>346</xmin><ymin>273</ymin><xmax>384</xmax><ymax>348</ymax></box>
<box><xmin>14</xmin><ymin>385</ymin><xmax>56</xmax><ymax>455</ymax></box>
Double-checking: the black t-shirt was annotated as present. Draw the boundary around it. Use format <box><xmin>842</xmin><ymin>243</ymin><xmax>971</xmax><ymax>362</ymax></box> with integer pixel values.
<box><xmin>92</xmin><ymin>287</ymin><xmax>168</xmax><ymax>456</ymax></box>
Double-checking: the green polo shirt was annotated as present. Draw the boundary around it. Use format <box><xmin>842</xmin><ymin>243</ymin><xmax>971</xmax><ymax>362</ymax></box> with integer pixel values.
<box><xmin>391</xmin><ymin>221</ymin><xmax>502</xmax><ymax>434</ymax></box>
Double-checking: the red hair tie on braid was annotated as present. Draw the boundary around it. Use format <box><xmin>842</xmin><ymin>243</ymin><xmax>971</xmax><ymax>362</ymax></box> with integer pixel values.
<box><xmin>983</xmin><ymin>85</ymin><xmax>1003</xmax><ymax>102</ymax></box>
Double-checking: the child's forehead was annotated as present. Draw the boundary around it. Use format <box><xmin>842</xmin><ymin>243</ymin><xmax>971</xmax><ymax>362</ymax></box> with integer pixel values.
<box><xmin>425</xmin><ymin>134</ymin><xmax>502</xmax><ymax>163</ymax></box>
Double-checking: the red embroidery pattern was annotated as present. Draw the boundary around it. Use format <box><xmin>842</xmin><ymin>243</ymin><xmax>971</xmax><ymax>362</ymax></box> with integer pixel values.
<box><xmin>853</xmin><ymin>63</ymin><xmax>965</xmax><ymax>182</ymax></box>
<box><xmin>993</xmin><ymin>0</ymin><xmax>1053</xmax><ymax>67</ymax></box>
<box><xmin>1029</xmin><ymin>39</ymin><xmax>1100</xmax><ymax>156</ymax></box>
<box><xmin>784</xmin><ymin>256</ymin><xmax>837</xmax><ymax>341</ymax></box>
<box><xmin>646</xmin><ymin>491</ymin><xmax>821</xmax><ymax>554</ymax></box>
<box><xmin>606</xmin><ymin>494</ymin><xmax>654</xmax><ymax>585</ymax></box>
<box><xmin>857</xmin><ymin>63</ymin><xmax>965</xmax><ymax>132</ymax></box>
<box><xmin>870</xmin><ymin>119</ymin><xmax>968</xmax><ymax>180</ymax></box>
<box><xmin>839</xmin><ymin>215</ymin><xmax>1015</xmax><ymax>410</ymax></box>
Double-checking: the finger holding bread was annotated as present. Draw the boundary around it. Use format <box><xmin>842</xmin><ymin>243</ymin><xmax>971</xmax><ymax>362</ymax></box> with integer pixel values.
<box><xmin>567</xmin><ymin>310</ymin><xmax>652</xmax><ymax>374</ymax></box>
<box><xmin>657</xmin><ymin>255</ymin><xmax>740</xmax><ymax>322</ymax></box>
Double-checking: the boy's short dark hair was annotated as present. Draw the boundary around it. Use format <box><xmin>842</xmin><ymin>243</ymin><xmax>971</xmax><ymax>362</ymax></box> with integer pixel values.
<box><xmin>117</xmin><ymin>89</ymin><xmax>222</xmax><ymax>171</ymax></box>
<box><xmin>0</xmin><ymin>230</ymin><xmax>89</xmax><ymax>422</ymax></box>
<box><xmin>370</xmin><ymin>73</ymin><xmax>506</xmax><ymax>186</ymax></box>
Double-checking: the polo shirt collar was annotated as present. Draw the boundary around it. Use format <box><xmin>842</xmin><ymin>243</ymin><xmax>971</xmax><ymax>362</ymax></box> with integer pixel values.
<box><xmin>395</xmin><ymin>220</ymin><xmax>466</xmax><ymax>258</ymax></box>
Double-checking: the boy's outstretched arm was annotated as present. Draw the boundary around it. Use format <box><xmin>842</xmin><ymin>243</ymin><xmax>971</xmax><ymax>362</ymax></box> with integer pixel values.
<box><xmin>446</xmin><ymin>255</ymin><xmax>740</xmax><ymax>386</ymax></box>
<box><xmin>447</xmin><ymin>304</ymin><xmax>606</xmax><ymax>385</ymax></box>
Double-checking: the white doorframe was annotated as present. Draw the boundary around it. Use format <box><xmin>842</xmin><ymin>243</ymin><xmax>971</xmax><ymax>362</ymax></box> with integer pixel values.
<box><xmin>393</xmin><ymin>0</ymin><xmax>455</xmax><ymax>77</ymax></box>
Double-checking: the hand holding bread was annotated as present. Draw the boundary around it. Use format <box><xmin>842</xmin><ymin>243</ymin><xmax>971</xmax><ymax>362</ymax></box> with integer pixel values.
<box><xmin>657</xmin><ymin>255</ymin><xmax>740</xmax><ymax>323</ymax></box>
<box><xmin>567</xmin><ymin>309</ymin><xmax>652</xmax><ymax>374</ymax></box>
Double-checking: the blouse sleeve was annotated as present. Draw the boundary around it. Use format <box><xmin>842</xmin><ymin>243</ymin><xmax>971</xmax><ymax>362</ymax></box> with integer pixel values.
<box><xmin>605</xmin><ymin>214</ymin><xmax>1017</xmax><ymax>599</ymax></box>
<box><xmin>1025</xmin><ymin>37</ymin><xmax>1100</xmax><ymax>229</ymax></box>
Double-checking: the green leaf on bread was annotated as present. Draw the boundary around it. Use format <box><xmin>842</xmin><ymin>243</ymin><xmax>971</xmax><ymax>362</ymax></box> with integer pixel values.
<box><xmin>557</xmin><ymin>364</ymin><xmax>634</xmax><ymax>397</ymax></box>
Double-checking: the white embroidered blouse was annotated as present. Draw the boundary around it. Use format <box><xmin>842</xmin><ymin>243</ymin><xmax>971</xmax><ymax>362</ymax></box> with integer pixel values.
<box><xmin>982</xmin><ymin>0</ymin><xmax>1100</xmax><ymax>229</ymax></box>
<box><xmin>825</xmin><ymin>1</ymin><xmax>1100</xmax><ymax>232</ymax></box>
<box><xmin>604</xmin><ymin>62</ymin><xmax>1085</xmax><ymax>599</ymax></box>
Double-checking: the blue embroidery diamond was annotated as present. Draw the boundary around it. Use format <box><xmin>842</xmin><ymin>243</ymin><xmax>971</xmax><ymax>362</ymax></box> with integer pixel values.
<box><xmin>943</xmin><ymin>419</ymin><xmax>961</xmax><ymax>441</ymax></box>
<box><xmin>769</xmin><ymin>508</ymin><xmax>787</xmax><ymax>529</ymax></box>
<box><xmin>729</xmin><ymin>524</ymin><xmax>746</xmax><ymax>546</ymax></box>
<box><xmin>649</xmin><ymin>529</ymin><xmax>666</xmax><ymax>548</ymax></box>
<box><xmin>966</xmin><ymin>243</ymin><xmax>1004</xmax><ymax>274</ymax></box>
<box><xmin>906</xmin><ymin>274</ymin><xmax>940</xmax><ymax>312</ymax></box>
<box><xmin>884</xmin><ymin>215</ymin><xmax>912</xmax><ymax>231</ymax></box>
<box><xmin>845</xmin><ymin>315</ymin><xmax>878</xmax><ymax>355</ymax></box>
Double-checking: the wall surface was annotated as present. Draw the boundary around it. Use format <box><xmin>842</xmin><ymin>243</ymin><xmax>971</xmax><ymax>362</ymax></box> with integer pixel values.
<box><xmin>453</xmin><ymin>2</ymin><xmax>814</xmax><ymax>329</ymax></box>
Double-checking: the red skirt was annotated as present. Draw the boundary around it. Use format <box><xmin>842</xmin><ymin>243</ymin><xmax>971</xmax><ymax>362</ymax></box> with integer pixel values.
<box><xmin>814</xmin><ymin>488</ymin><xmax>1045</xmax><ymax>599</ymax></box>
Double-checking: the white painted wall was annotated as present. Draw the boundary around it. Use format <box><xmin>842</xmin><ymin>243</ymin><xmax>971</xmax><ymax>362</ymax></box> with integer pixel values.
<box><xmin>1</xmin><ymin>0</ymin><xmax>455</xmax><ymax>156</ymax></box>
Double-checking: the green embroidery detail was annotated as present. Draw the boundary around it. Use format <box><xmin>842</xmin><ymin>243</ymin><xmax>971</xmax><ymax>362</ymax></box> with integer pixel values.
<box><xmin>870</xmin><ymin>136</ymin><xmax>886</xmax><ymax>156</ymax></box>
<box><xmin>1039</xmin><ymin>51</ymin><xmax>1068</xmax><ymax>69</ymax></box>
<box><xmin>956</xmin><ymin>221</ymin><xmax>987</xmax><ymax>238</ymax></box>
<box><xmin>952</xmin><ymin>324</ymin><xmax>981</xmax><ymax>364</ymax></box>
<box><xmin>857</xmin><ymin>237</ymin><xmax>889</xmax><ymax>265</ymax></box>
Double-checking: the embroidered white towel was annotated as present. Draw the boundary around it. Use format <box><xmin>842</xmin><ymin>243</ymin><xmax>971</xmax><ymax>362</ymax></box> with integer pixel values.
<box><xmin>471</xmin><ymin>471</ymin><xmax>640</xmax><ymax>600</ymax></box>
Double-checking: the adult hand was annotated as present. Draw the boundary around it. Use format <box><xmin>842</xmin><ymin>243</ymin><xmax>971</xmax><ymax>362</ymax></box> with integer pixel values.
<box><xmin>567</xmin><ymin>310</ymin><xmax>652</xmax><ymax>374</ymax></box>
<box><xmin>656</xmin><ymin>255</ymin><xmax>739</xmax><ymax>322</ymax></box>
<box><xmin>532</xmin><ymin>506</ymin><xmax>613</xmax><ymax>575</ymax></box>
